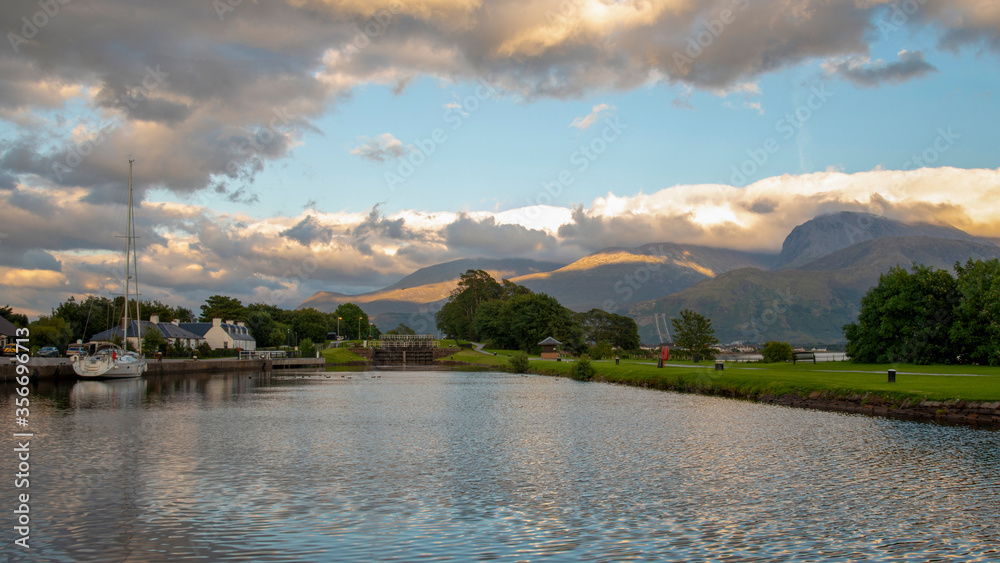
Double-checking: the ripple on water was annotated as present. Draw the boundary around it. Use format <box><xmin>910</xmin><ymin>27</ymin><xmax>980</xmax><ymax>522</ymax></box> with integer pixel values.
<box><xmin>1</xmin><ymin>371</ymin><xmax>998</xmax><ymax>562</ymax></box>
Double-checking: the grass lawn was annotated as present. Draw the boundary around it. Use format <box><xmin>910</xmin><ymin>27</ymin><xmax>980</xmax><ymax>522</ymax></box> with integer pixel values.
<box><xmin>444</xmin><ymin>349</ymin><xmax>1000</xmax><ymax>403</ymax></box>
<box><xmin>440</xmin><ymin>349</ymin><xmax>512</xmax><ymax>367</ymax></box>
<box><xmin>320</xmin><ymin>347</ymin><xmax>369</xmax><ymax>363</ymax></box>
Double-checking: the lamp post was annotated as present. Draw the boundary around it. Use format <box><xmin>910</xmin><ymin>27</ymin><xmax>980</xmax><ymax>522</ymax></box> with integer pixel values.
<box><xmin>358</xmin><ymin>317</ymin><xmax>362</xmax><ymax>342</ymax></box>
<box><xmin>369</xmin><ymin>322</ymin><xmax>373</xmax><ymax>339</ymax></box>
<box><xmin>337</xmin><ymin>317</ymin><xmax>341</xmax><ymax>340</ymax></box>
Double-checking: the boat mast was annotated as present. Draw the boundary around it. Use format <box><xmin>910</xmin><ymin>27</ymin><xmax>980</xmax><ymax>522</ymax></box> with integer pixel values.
<box><xmin>130</xmin><ymin>158</ymin><xmax>141</xmax><ymax>348</ymax></box>
<box><xmin>122</xmin><ymin>157</ymin><xmax>140</xmax><ymax>350</ymax></box>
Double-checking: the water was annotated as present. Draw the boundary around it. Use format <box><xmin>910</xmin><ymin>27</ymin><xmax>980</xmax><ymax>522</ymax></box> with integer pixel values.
<box><xmin>2</xmin><ymin>370</ymin><xmax>998</xmax><ymax>562</ymax></box>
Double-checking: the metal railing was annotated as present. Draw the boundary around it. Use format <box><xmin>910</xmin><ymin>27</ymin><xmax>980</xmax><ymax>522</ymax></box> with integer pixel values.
<box><xmin>240</xmin><ymin>350</ymin><xmax>287</xmax><ymax>360</ymax></box>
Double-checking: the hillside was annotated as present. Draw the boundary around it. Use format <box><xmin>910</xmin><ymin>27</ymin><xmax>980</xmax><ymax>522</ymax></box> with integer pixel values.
<box><xmin>511</xmin><ymin>243</ymin><xmax>776</xmax><ymax>311</ymax></box>
<box><xmin>773</xmin><ymin>211</ymin><xmax>984</xmax><ymax>269</ymax></box>
<box><xmin>298</xmin><ymin>258</ymin><xmax>564</xmax><ymax>315</ymax></box>
<box><xmin>630</xmin><ymin>236</ymin><xmax>1000</xmax><ymax>345</ymax></box>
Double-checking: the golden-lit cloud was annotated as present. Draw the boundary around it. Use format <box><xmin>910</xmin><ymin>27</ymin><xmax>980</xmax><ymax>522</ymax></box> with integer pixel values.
<box><xmin>4</xmin><ymin>166</ymin><xmax>1000</xmax><ymax>317</ymax></box>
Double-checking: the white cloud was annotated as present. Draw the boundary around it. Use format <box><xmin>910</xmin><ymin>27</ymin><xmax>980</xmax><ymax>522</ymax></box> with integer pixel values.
<box><xmin>349</xmin><ymin>133</ymin><xmax>412</xmax><ymax>163</ymax></box>
<box><xmin>569</xmin><ymin>103</ymin><xmax>615</xmax><ymax>130</ymax></box>
<box><xmin>5</xmin><ymin>166</ymin><xmax>1000</xmax><ymax>318</ymax></box>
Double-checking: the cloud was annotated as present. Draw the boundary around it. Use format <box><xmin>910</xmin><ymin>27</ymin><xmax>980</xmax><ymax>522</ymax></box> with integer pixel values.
<box><xmin>281</xmin><ymin>215</ymin><xmax>335</xmax><ymax>246</ymax></box>
<box><xmin>349</xmin><ymin>133</ymin><xmax>411</xmax><ymax>163</ymax></box>
<box><xmin>569</xmin><ymin>104</ymin><xmax>614</xmax><ymax>130</ymax></box>
<box><xmin>4</xmin><ymin>165</ymin><xmax>1000</xmax><ymax>318</ymax></box>
<box><xmin>823</xmin><ymin>50</ymin><xmax>938</xmax><ymax>87</ymax></box>
<box><xmin>444</xmin><ymin>213</ymin><xmax>559</xmax><ymax>256</ymax></box>
<box><xmin>0</xmin><ymin>0</ymin><xmax>998</xmax><ymax>209</ymax></box>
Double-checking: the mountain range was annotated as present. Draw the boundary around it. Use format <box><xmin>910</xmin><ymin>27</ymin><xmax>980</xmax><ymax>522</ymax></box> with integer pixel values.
<box><xmin>299</xmin><ymin>212</ymin><xmax>1000</xmax><ymax>345</ymax></box>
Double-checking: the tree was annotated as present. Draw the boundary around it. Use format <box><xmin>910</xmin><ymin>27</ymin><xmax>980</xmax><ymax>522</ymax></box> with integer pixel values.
<box><xmin>333</xmin><ymin>303</ymin><xmax>369</xmax><ymax>340</ymax></box>
<box><xmin>294</xmin><ymin>308</ymin><xmax>329</xmax><ymax>343</ymax></box>
<box><xmin>436</xmin><ymin>269</ymin><xmax>505</xmax><ymax>341</ymax></box>
<box><xmin>27</xmin><ymin>316</ymin><xmax>74</xmax><ymax>349</ymax></box>
<box><xmin>199</xmin><ymin>295</ymin><xmax>246</xmax><ymax>322</ymax></box>
<box><xmin>142</xmin><ymin>327</ymin><xmax>167</xmax><ymax>356</ymax></box>
<box><xmin>299</xmin><ymin>338</ymin><xmax>316</xmax><ymax>358</ymax></box>
<box><xmin>587</xmin><ymin>340</ymin><xmax>614</xmax><ymax>360</ymax></box>
<box><xmin>761</xmin><ymin>341</ymin><xmax>793</xmax><ymax>363</ymax></box>
<box><xmin>843</xmin><ymin>264</ymin><xmax>959</xmax><ymax>364</ymax></box>
<box><xmin>142</xmin><ymin>300</ymin><xmax>194</xmax><ymax>323</ymax></box>
<box><xmin>1</xmin><ymin>305</ymin><xmax>29</xmax><ymax>328</ymax></box>
<box><xmin>950</xmin><ymin>258</ymin><xmax>1000</xmax><ymax>365</ymax></box>
<box><xmin>386</xmin><ymin>323</ymin><xmax>416</xmax><ymax>335</ymax></box>
<box><xmin>671</xmin><ymin>309</ymin><xmax>719</xmax><ymax>359</ymax></box>
<box><xmin>575</xmin><ymin>309</ymin><xmax>640</xmax><ymax>350</ymax></box>
<box><xmin>474</xmin><ymin>292</ymin><xmax>584</xmax><ymax>353</ymax></box>
<box><xmin>246</xmin><ymin>311</ymin><xmax>281</xmax><ymax>347</ymax></box>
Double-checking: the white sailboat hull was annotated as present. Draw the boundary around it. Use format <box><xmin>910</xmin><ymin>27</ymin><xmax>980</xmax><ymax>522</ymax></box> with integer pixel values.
<box><xmin>73</xmin><ymin>351</ymin><xmax>147</xmax><ymax>379</ymax></box>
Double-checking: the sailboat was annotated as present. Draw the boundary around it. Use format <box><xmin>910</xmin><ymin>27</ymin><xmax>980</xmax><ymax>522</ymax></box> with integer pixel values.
<box><xmin>73</xmin><ymin>158</ymin><xmax>148</xmax><ymax>378</ymax></box>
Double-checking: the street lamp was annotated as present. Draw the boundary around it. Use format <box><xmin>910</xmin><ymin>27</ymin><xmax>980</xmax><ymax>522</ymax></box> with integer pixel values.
<box><xmin>358</xmin><ymin>317</ymin><xmax>362</xmax><ymax>342</ymax></box>
<box><xmin>369</xmin><ymin>322</ymin><xmax>373</xmax><ymax>339</ymax></box>
<box><xmin>337</xmin><ymin>317</ymin><xmax>341</xmax><ymax>340</ymax></box>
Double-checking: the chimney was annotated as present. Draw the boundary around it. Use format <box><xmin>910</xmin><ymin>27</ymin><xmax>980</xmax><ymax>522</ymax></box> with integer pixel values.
<box><xmin>237</xmin><ymin>321</ymin><xmax>245</xmax><ymax>328</ymax></box>
<box><xmin>213</xmin><ymin>318</ymin><xmax>222</xmax><ymax>327</ymax></box>
<box><xmin>225</xmin><ymin>320</ymin><xmax>234</xmax><ymax>326</ymax></box>
<box><xmin>171</xmin><ymin>319</ymin><xmax>179</xmax><ymax>326</ymax></box>
<box><xmin>150</xmin><ymin>314</ymin><xmax>159</xmax><ymax>324</ymax></box>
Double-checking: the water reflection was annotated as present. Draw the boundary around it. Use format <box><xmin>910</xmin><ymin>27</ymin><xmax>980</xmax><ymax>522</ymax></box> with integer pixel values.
<box><xmin>0</xmin><ymin>371</ymin><xmax>997</xmax><ymax>562</ymax></box>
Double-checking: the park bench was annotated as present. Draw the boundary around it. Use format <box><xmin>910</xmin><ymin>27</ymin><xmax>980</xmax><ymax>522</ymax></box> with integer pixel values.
<box><xmin>792</xmin><ymin>351</ymin><xmax>816</xmax><ymax>364</ymax></box>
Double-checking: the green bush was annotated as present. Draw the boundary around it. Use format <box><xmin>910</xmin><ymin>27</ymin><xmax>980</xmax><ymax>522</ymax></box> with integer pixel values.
<box><xmin>588</xmin><ymin>341</ymin><xmax>614</xmax><ymax>360</ymax></box>
<box><xmin>299</xmin><ymin>338</ymin><xmax>316</xmax><ymax>358</ymax></box>
<box><xmin>570</xmin><ymin>355</ymin><xmax>595</xmax><ymax>381</ymax></box>
<box><xmin>761</xmin><ymin>341</ymin><xmax>794</xmax><ymax>363</ymax></box>
<box><xmin>508</xmin><ymin>351</ymin><xmax>530</xmax><ymax>373</ymax></box>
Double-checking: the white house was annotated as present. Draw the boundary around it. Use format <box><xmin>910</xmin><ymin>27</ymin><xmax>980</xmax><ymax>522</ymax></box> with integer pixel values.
<box><xmin>178</xmin><ymin>318</ymin><xmax>257</xmax><ymax>351</ymax></box>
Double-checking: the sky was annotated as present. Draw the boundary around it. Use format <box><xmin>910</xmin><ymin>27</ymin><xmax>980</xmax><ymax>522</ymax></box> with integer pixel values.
<box><xmin>1</xmin><ymin>0</ymin><xmax>1000</xmax><ymax>319</ymax></box>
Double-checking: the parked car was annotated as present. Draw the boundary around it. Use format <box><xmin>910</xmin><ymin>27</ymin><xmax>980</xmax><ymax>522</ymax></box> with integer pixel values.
<box><xmin>2</xmin><ymin>344</ymin><xmax>18</xmax><ymax>356</ymax></box>
<box><xmin>37</xmin><ymin>346</ymin><xmax>60</xmax><ymax>358</ymax></box>
<box><xmin>66</xmin><ymin>344</ymin><xmax>87</xmax><ymax>357</ymax></box>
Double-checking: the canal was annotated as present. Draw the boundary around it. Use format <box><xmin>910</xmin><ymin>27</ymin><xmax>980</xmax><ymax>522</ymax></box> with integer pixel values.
<box><xmin>1</xmin><ymin>370</ymin><xmax>997</xmax><ymax>561</ymax></box>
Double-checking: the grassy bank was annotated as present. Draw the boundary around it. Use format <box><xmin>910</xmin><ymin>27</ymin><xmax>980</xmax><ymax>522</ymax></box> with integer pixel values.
<box><xmin>442</xmin><ymin>349</ymin><xmax>1000</xmax><ymax>403</ymax></box>
<box><xmin>320</xmin><ymin>347</ymin><xmax>369</xmax><ymax>364</ymax></box>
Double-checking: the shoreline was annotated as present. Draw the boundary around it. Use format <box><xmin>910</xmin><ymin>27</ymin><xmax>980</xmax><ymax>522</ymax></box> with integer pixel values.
<box><xmin>442</xmin><ymin>358</ymin><xmax>1000</xmax><ymax>428</ymax></box>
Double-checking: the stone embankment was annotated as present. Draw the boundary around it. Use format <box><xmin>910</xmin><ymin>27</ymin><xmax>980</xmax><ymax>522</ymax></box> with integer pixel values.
<box><xmin>759</xmin><ymin>392</ymin><xmax>1000</xmax><ymax>426</ymax></box>
<box><xmin>1</xmin><ymin>357</ymin><xmax>324</xmax><ymax>381</ymax></box>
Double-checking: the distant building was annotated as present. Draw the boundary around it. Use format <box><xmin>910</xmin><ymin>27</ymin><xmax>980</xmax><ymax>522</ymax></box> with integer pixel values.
<box><xmin>178</xmin><ymin>318</ymin><xmax>256</xmax><ymax>351</ymax></box>
<box><xmin>90</xmin><ymin>314</ymin><xmax>205</xmax><ymax>350</ymax></box>
<box><xmin>0</xmin><ymin>316</ymin><xmax>18</xmax><ymax>348</ymax></box>
<box><xmin>539</xmin><ymin>336</ymin><xmax>561</xmax><ymax>359</ymax></box>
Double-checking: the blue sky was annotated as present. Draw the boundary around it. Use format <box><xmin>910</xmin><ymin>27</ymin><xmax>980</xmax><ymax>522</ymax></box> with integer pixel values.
<box><xmin>2</xmin><ymin>0</ymin><xmax>1000</xmax><ymax>317</ymax></box>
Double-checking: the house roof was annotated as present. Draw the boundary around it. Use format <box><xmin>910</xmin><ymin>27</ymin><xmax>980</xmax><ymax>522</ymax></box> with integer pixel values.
<box><xmin>0</xmin><ymin>316</ymin><xmax>18</xmax><ymax>337</ymax></box>
<box><xmin>91</xmin><ymin>321</ymin><xmax>203</xmax><ymax>342</ymax></box>
<box><xmin>538</xmin><ymin>336</ymin><xmax>562</xmax><ymax>345</ymax></box>
<box><xmin>177</xmin><ymin>322</ymin><xmax>256</xmax><ymax>343</ymax></box>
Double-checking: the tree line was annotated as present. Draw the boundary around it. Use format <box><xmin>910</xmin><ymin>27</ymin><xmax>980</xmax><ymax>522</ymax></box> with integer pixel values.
<box><xmin>844</xmin><ymin>258</ymin><xmax>1000</xmax><ymax>365</ymax></box>
<box><xmin>435</xmin><ymin>269</ymin><xmax>641</xmax><ymax>356</ymax></box>
<box><xmin>1</xmin><ymin>295</ymin><xmax>379</xmax><ymax>352</ymax></box>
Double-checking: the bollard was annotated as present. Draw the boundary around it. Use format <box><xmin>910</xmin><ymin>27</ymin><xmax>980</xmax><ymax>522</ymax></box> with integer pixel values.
<box><xmin>715</xmin><ymin>360</ymin><xmax>724</xmax><ymax>371</ymax></box>
<box><xmin>615</xmin><ymin>357</ymin><xmax>620</xmax><ymax>365</ymax></box>
<box><xmin>888</xmin><ymin>369</ymin><xmax>896</xmax><ymax>383</ymax></box>
<box><xmin>658</xmin><ymin>358</ymin><xmax>664</xmax><ymax>368</ymax></box>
